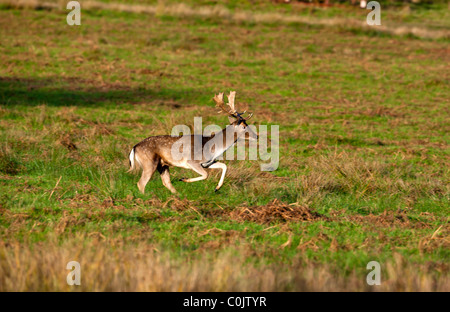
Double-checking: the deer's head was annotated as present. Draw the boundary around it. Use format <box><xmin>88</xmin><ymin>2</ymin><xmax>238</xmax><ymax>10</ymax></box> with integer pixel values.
<box><xmin>213</xmin><ymin>91</ymin><xmax>258</xmax><ymax>141</ymax></box>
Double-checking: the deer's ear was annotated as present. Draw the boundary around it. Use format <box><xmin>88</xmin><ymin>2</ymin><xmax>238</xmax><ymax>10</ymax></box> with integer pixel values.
<box><xmin>228</xmin><ymin>116</ymin><xmax>236</xmax><ymax>124</ymax></box>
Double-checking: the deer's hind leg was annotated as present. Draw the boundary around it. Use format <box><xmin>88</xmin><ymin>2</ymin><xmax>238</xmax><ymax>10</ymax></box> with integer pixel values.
<box><xmin>158</xmin><ymin>164</ymin><xmax>177</xmax><ymax>194</ymax></box>
<box><xmin>137</xmin><ymin>152</ymin><xmax>159</xmax><ymax>194</ymax></box>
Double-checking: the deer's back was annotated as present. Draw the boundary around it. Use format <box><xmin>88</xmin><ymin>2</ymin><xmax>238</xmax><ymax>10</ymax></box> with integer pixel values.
<box><xmin>134</xmin><ymin>135</ymin><xmax>211</xmax><ymax>168</ymax></box>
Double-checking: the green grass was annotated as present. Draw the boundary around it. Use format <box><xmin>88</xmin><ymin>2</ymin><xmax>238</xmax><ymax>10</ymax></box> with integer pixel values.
<box><xmin>0</xmin><ymin>1</ymin><xmax>448</xmax><ymax>291</ymax></box>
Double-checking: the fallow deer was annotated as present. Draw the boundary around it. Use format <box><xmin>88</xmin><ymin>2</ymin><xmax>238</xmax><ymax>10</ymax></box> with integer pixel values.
<box><xmin>128</xmin><ymin>91</ymin><xmax>258</xmax><ymax>194</ymax></box>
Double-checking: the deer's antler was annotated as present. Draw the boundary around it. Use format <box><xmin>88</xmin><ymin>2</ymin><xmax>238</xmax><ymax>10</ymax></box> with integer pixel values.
<box><xmin>214</xmin><ymin>91</ymin><xmax>238</xmax><ymax>117</ymax></box>
<box><xmin>214</xmin><ymin>91</ymin><xmax>254</xmax><ymax>120</ymax></box>
<box><xmin>226</xmin><ymin>91</ymin><xmax>236</xmax><ymax>114</ymax></box>
<box><xmin>243</xmin><ymin>112</ymin><xmax>253</xmax><ymax>121</ymax></box>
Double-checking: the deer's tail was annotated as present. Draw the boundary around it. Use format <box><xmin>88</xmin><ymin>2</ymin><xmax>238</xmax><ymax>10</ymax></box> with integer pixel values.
<box><xmin>127</xmin><ymin>146</ymin><xmax>142</xmax><ymax>172</ymax></box>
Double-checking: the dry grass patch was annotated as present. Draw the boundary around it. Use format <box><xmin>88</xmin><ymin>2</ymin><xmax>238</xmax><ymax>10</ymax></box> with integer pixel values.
<box><xmin>329</xmin><ymin>209</ymin><xmax>433</xmax><ymax>229</ymax></box>
<box><xmin>0</xmin><ymin>238</ymin><xmax>448</xmax><ymax>291</ymax></box>
<box><xmin>294</xmin><ymin>152</ymin><xmax>449</xmax><ymax>200</ymax></box>
<box><xmin>2</xmin><ymin>0</ymin><xmax>449</xmax><ymax>39</ymax></box>
<box><xmin>229</xmin><ymin>199</ymin><xmax>324</xmax><ymax>224</ymax></box>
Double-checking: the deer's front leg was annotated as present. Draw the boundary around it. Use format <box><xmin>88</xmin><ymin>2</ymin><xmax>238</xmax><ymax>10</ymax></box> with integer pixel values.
<box><xmin>208</xmin><ymin>162</ymin><xmax>227</xmax><ymax>192</ymax></box>
<box><xmin>180</xmin><ymin>161</ymin><xmax>208</xmax><ymax>183</ymax></box>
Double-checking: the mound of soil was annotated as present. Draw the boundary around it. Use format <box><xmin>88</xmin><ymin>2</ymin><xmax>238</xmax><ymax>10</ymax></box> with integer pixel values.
<box><xmin>229</xmin><ymin>199</ymin><xmax>324</xmax><ymax>224</ymax></box>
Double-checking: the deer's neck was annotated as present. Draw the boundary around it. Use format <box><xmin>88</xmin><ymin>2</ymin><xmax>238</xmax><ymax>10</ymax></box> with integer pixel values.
<box><xmin>212</xmin><ymin>125</ymin><xmax>238</xmax><ymax>149</ymax></box>
<box><xmin>201</xmin><ymin>125</ymin><xmax>239</xmax><ymax>166</ymax></box>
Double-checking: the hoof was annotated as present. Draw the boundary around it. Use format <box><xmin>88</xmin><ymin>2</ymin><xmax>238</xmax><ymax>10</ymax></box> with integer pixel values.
<box><xmin>214</xmin><ymin>188</ymin><xmax>219</xmax><ymax>193</ymax></box>
<box><xmin>179</xmin><ymin>178</ymin><xmax>186</xmax><ymax>182</ymax></box>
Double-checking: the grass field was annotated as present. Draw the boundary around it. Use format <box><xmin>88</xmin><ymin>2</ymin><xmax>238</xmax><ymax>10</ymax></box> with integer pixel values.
<box><xmin>0</xmin><ymin>0</ymin><xmax>449</xmax><ymax>291</ymax></box>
